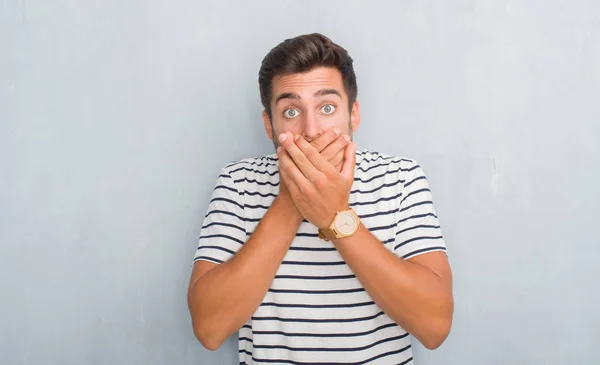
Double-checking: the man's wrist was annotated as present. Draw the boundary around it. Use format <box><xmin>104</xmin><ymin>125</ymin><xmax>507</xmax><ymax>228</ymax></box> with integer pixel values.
<box><xmin>273</xmin><ymin>196</ymin><xmax>303</xmax><ymax>225</ymax></box>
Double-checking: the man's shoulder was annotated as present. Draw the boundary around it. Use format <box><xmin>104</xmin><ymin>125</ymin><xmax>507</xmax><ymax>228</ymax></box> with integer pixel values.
<box><xmin>356</xmin><ymin>149</ymin><xmax>420</xmax><ymax>176</ymax></box>
<box><xmin>218</xmin><ymin>153</ymin><xmax>280</xmax><ymax>192</ymax></box>
<box><xmin>221</xmin><ymin>153</ymin><xmax>279</xmax><ymax>175</ymax></box>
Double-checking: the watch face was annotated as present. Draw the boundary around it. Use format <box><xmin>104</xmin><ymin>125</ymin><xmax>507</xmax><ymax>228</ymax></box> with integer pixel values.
<box><xmin>334</xmin><ymin>211</ymin><xmax>358</xmax><ymax>235</ymax></box>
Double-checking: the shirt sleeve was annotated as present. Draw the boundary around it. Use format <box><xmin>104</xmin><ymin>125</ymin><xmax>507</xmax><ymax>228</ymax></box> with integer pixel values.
<box><xmin>393</xmin><ymin>161</ymin><xmax>447</xmax><ymax>260</ymax></box>
<box><xmin>193</xmin><ymin>169</ymin><xmax>246</xmax><ymax>265</ymax></box>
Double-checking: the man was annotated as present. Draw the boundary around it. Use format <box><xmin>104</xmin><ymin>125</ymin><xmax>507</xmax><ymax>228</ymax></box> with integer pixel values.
<box><xmin>188</xmin><ymin>33</ymin><xmax>453</xmax><ymax>364</ymax></box>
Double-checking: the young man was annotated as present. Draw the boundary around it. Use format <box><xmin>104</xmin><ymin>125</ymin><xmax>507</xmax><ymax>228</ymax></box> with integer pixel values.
<box><xmin>188</xmin><ymin>33</ymin><xmax>453</xmax><ymax>364</ymax></box>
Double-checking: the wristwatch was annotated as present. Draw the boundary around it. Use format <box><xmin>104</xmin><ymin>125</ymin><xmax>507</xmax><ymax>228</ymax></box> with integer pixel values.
<box><xmin>318</xmin><ymin>209</ymin><xmax>361</xmax><ymax>241</ymax></box>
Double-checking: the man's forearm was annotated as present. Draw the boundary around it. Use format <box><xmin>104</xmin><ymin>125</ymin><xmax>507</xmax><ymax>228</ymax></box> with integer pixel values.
<box><xmin>332</xmin><ymin>224</ymin><xmax>454</xmax><ymax>350</ymax></box>
<box><xmin>188</xmin><ymin>197</ymin><xmax>302</xmax><ymax>349</ymax></box>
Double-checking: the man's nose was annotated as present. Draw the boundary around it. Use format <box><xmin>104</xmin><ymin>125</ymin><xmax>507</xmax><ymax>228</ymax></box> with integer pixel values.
<box><xmin>302</xmin><ymin>110</ymin><xmax>322</xmax><ymax>141</ymax></box>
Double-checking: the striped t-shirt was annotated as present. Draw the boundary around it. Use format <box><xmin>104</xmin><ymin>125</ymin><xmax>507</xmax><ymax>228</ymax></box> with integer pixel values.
<box><xmin>194</xmin><ymin>149</ymin><xmax>447</xmax><ymax>364</ymax></box>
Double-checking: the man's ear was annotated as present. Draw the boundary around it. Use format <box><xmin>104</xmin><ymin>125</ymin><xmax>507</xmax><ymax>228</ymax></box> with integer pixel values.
<box><xmin>262</xmin><ymin>109</ymin><xmax>274</xmax><ymax>141</ymax></box>
<box><xmin>350</xmin><ymin>100</ymin><xmax>361</xmax><ymax>133</ymax></box>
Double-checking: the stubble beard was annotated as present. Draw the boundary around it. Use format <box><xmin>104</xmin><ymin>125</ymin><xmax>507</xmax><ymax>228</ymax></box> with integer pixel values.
<box><xmin>270</xmin><ymin>119</ymin><xmax>353</xmax><ymax>152</ymax></box>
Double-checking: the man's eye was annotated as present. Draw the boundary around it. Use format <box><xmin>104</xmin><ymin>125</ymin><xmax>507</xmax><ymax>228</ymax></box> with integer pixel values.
<box><xmin>321</xmin><ymin>104</ymin><xmax>336</xmax><ymax>114</ymax></box>
<box><xmin>283</xmin><ymin>108</ymin><xmax>300</xmax><ymax>118</ymax></box>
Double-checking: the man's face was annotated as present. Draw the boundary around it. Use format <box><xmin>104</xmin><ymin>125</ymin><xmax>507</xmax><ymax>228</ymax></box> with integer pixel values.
<box><xmin>263</xmin><ymin>67</ymin><xmax>360</xmax><ymax>149</ymax></box>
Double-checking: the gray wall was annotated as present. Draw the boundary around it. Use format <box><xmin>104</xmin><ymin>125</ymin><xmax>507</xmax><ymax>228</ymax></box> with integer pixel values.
<box><xmin>1</xmin><ymin>1</ymin><xmax>599</xmax><ymax>364</ymax></box>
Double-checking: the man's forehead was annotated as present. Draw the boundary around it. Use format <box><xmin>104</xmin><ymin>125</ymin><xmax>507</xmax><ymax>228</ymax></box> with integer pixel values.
<box><xmin>272</xmin><ymin>67</ymin><xmax>344</xmax><ymax>96</ymax></box>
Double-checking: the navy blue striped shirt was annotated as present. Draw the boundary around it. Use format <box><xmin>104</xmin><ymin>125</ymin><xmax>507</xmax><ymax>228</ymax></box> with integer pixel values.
<box><xmin>195</xmin><ymin>149</ymin><xmax>447</xmax><ymax>364</ymax></box>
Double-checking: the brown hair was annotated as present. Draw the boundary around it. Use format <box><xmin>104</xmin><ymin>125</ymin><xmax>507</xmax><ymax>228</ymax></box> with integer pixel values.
<box><xmin>258</xmin><ymin>33</ymin><xmax>358</xmax><ymax>119</ymax></box>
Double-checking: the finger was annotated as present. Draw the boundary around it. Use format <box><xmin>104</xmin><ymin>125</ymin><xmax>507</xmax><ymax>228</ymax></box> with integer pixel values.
<box><xmin>310</xmin><ymin>127</ymin><xmax>342</xmax><ymax>153</ymax></box>
<box><xmin>279</xmin><ymin>133</ymin><xmax>323</xmax><ymax>181</ymax></box>
<box><xmin>334</xmin><ymin>161</ymin><xmax>344</xmax><ymax>172</ymax></box>
<box><xmin>330</xmin><ymin>149</ymin><xmax>345</xmax><ymax>169</ymax></box>
<box><xmin>293</xmin><ymin>134</ymin><xmax>335</xmax><ymax>175</ymax></box>
<box><xmin>279</xmin><ymin>165</ymin><xmax>299</xmax><ymax>196</ymax></box>
<box><xmin>322</xmin><ymin>135</ymin><xmax>350</xmax><ymax>162</ymax></box>
<box><xmin>277</xmin><ymin>145</ymin><xmax>311</xmax><ymax>190</ymax></box>
<box><xmin>341</xmin><ymin>142</ymin><xmax>357</xmax><ymax>180</ymax></box>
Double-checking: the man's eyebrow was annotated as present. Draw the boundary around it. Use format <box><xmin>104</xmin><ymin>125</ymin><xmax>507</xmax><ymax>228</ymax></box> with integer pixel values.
<box><xmin>275</xmin><ymin>89</ymin><xmax>342</xmax><ymax>104</ymax></box>
<box><xmin>275</xmin><ymin>92</ymin><xmax>300</xmax><ymax>104</ymax></box>
<box><xmin>314</xmin><ymin>89</ymin><xmax>342</xmax><ymax>98</ymax></box>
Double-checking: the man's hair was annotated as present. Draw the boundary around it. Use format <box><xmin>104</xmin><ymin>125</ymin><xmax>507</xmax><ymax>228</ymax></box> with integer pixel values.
<box><xmin>258</xmin><ymin>33</ymin><xmax>358</xmax><ymax>119</ymax></box>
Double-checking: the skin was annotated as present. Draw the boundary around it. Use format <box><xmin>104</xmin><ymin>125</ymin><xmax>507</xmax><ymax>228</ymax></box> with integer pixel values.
<box><xmin>188</xmin><ymin>66</ymin><xmax>454</xmax><ymax>351</ymax></box>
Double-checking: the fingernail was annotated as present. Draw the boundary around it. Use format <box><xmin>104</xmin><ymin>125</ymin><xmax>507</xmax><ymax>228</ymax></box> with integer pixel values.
<box><xmin>277</xmin><ymin>146</ymin><xmax>282</xmax><ymax>154</ymax></box>
<box><xmin>343</xmin><ymin>135</ymin><xmax>350</xmax><ymax>142</ymax></box>
<box><xmin>279</xmin><ymin>133</ymin><xmax>287</xmax><ymax>143</ymax></box>
<box><xmin>334</xmin><ymin>128</ymin><xmax>340</xmax><ymax>135</ymax></box>
<box><xmin>294</xmin><ymin>134</ymin><xmax>300</xmax><ymax>141</ymax></box>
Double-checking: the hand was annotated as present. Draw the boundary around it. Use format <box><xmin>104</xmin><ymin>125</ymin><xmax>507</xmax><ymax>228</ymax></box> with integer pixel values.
<box><xmin>275</xmin><ymin>127</ymin><xmax>349</xmax><ymax>207</ymax></box>
<box><xmin>309</xmin><ymin>128</ymin><xmax>352</xmax><ymax>172</ymax></box>
<box><xmin>277</xmin><ymin>132</ymin><xmax>356</xmax><ymax>229</ymax></box>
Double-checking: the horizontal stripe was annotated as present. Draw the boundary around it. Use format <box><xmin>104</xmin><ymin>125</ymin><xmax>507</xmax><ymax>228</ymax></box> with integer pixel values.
<box><xmin>354</xmin><ymin>165</ymin><xmax>418</xmax><ymax>184</ymax></box>
<box><xmin>240</xmin><ymin>190</ymin><xmax>278</xmax><ymax>198</ymax></box>
<box><xmin>246</xmin><ymin>232</ymin><xmax>323</xmax><ymax>238</ymax></box>
<box><xmin>260</xmin><ymin>301</ymin><xmax>375</xmax><ymax>309</ymax></box>
<box><xmin>281</xmin><ymin>260</ymin><xmax>346</xmax><ymax>266</ymax></box>
<box><xmin>229</xmin><ymin>166</ymin><xmax>279</xmax><ymax>176</ymax></box>
<box><xmin>397</xmin><ymin>212</ymin><xmax>438</xmax><ymax>225</ymax></box>
<box><xmin>350</xmin><ymin>179</ymin><xmax>404</xmax><ymax>194</ymax></box>
<box><xmin>268</xmin><ymin>287</ymin><xmax>365</xmax><ymax>295</ymax></box>
<box><xmin>394</xmin><ymin>236</ymin><xmax>444</xmax><ymax>251</ymax></box>
<box><xmin>251</xmin><ymin>333</ymin><xmax>407</xmax><ymax>352</ymax></box>
<box><xmin>359</xmin><ymin>208</ymin><xmax>400</xmax><ymax>219</ymax></box>
<box><xmin>205</xmin><ymin>209</ymin><xmax>261</xmax><ymax>222</ymax></box>
<box><xmin>250</xmin><ymin>344</ymin><xmax>411</xmax><ymax>364</ymax></box>
<box><xmin>288</xmin><ymin>246</ymin><xmax>337</xmax><ymax>252</ymax></box>
<box><xmin>196</xmin><ymin>245</ymin><xmax>235</xmax><ymax>255</ymax></box>
<box><xmin>213</xmin><ymin>184</ymin><xmax>237</xmax><ymax>194</ymax></box>
<box><xmin>234</xmin><ymin>177</ymin><xmax>279</xmax><ymax>187</ymax></box>
<box><xmin>249</xmin><ymin>322</ymin><xmax>399</xmax><ymax>338</ymax></box>
<box><xmin>404</xmin><ymin>175</ymin><xmax>426</xmax><ymax>188</ymax></box>
<box><xmin>400</xmin><ymin>188</ymin><xmax>431</xmax><ymax>204</ymax></box>
<box><xmin>251</xmin><ymin>311</ymin><xmax>385</xmax><ymax>323</ymax></box>
<box><xmin>274</xmin><ymin>274</ymin><xmax>356</xmax><ymax>280</ymax></box>
<box><xmin>239</xmin><ymin>183</ymin><xmax>404</xmax><ymax>201</ymax></box>
<box><xmin>294</xmin><ymin>233</ymin><xmax>318</xmax><ymax>237</ymax></box>
<box><xmin>402</xmin><ymin>246</ymin><xmax>446</xmax><ymax>259</ymax></box>
<box><xmin>369</xmin><ymin>222</ymin><xmax>396</xmax><ymax>232</ymax></box>
<box><xmin>350</xmin><ymin>192</ymin><xmax>403</xmax><ymax>207</ymax></box>
<box><xmin>356</xmin><ymin>159</ymin><xmax>414</xmax><ymax>173</ymax></box>
<box><xmin>209</xmin><ymin>197</ymin><xmax>243</xmax><ymax>209</ymax></box>
<box><xmin>201</xmin><ymin>221</ymin><xmax>245</xmax><ymax>233</ymax></box>
<box><xmin>243</xmin><ymin>202</ymin><xmax>272</xmax><ymax>210</ymax></box>
<box><xmin>396</xmin><ymin>224</ymin><xmax>440</xmax><ymax>236</ymax></box>
<box><xmin>193</xmin><ymin>256</ymin><xmax>223</xmax><ymax>264</ymax></box>
<box><xmin>199</xmin><ymin>234</ymin><xmax>244</xmax><ymax>245</ymax></box>
<box><xmin>205</xmin><ymin>209</ymin><xmax>244</xmax><ymax>221</ymax></box>
<box><xmin>359</xmin><ymin>155</ymin><xmax>401</xmax><ymax>164</ymax></box>
<box><xmin>399</xmin><ymin>200</ymin><xmax>433</xmax><ymax>214</ymax></box>
<box><xmin>227</xmin><ymin>159</ymin><xmax>277</xmax><ymax>169</ymax></box>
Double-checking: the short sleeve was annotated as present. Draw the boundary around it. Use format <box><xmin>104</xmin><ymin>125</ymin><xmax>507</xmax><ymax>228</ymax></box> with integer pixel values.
<box><xmin>394</xmin><ymin>161</ymin><xmax>447</xmax><ymax>260</ymax></box>
<box><xmin>194</xmin><ymin>169</ymin><xmax>247</xmax><ymax>265</ymax></box>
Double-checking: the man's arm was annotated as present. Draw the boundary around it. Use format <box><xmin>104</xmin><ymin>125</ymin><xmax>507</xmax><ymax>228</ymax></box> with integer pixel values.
<box><xmin>331</xmin><ymin>229</ymin><xmax>453</xmax><ymax>350</ymax></box>
<box><xmin>188</xmin><ymin>193</ymin><xmax>302</xmax><ymax>351</ymax></box>
<box><xmin>188</xmin><ymin>128</ymin><xmax>349</xmax><ymax>351</ymax></box>
<box><xmin>277</xmin><ymin>132</ymin><xmax>453</xmax><ymax>350</ymax></box>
